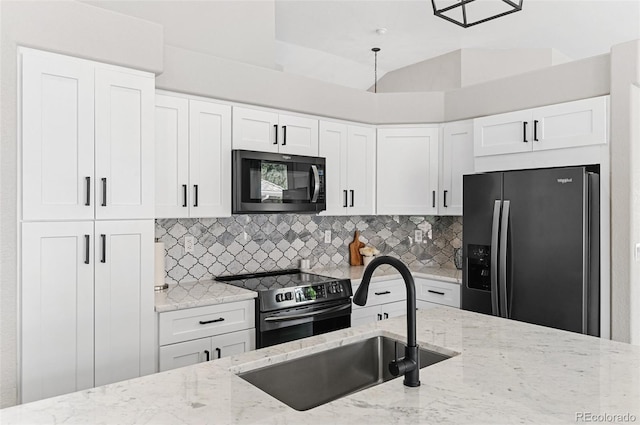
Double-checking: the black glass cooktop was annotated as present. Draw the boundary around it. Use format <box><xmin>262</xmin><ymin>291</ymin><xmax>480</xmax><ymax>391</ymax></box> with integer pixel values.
<box><xmin>215</xmin><ymin>269</ymin><xmax>339</xmax><ymax>292</ymax></box>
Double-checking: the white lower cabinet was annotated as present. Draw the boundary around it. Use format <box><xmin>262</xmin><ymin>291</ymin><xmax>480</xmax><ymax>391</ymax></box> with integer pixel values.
<box><xmin>415</xmin><ymin>278</ymin><xmax>461</xmax><ymax>309</ymax></box>
<box><xmin>158</xmin><ymin>300</ymin><xmax>256</xmax><ymax>372</ymax></box>
<box><xmin>159</xmin><ymin>329</ymin><xmax>255</xmax><ymax>372</ymax></box>
<box><xmin>351</xmin><ymin>279</ymin><xmax>407</xmax><ymax>327</ymax></box>
<box><xmin>21</xmin><ymin>220</ymin><xmax>155</xmax><ymax>403</ymax></box>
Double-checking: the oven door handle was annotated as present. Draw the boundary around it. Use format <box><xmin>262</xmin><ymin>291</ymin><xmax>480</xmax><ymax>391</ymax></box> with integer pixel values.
<box><xmin>264</xmin><ymin>303</ymin><xmax>350</xmax><ymax>322</ymax></box>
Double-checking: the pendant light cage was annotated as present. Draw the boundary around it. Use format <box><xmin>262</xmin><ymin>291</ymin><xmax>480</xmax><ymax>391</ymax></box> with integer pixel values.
<box><xmin>432</xmin><ymin>0</ymin><xmax>524</xmax><ymax>28</ymax></box>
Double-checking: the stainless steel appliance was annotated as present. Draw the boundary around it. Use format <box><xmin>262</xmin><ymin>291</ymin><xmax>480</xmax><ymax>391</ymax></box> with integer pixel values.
<box><xmin>216</xmin><ymin>270</ymin><xmax>352</xmax><ymax>348</ymax></box>
<box><xmin>462</xmin><ymin>166</ymin><xmax>600</xmax><ymax>336</ymax></box>
<box><xmin>232</xmin><ymin>150</ymin><xmax>326</xmax><ymax>214</ymax></box>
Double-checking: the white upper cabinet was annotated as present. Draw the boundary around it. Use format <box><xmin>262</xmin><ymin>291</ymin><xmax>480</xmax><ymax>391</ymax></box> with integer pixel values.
<box><xmin>21</xmin><ymin>48</ymin><xmax>155</xmax><ymax>221</ymax></box>
<box><xmin>155</xmin><ymin>93</ymin><xmax>231</xmax><ymax>218</ymax></box>
<box><xmin>95</xmin><ymin>68</ymin><xmax>154</xmax><ymax>220</ymax></box>
<box><xmin>155</xmin><ymin>95</ymin><xmax>190</xmax><ymax>218</ymax></box>
<box><xmin>319</xmin><ymin>121</ymin><xmax>376</xmax><ymax>216</ymax></box>
<box><xmin>439</xmin><ymin>121</ymin><xmax>474</xmax><ymax>216</ymax></box>
<box><xmin>21</xmin><ymin>50</ymin><xmax>95</xmax><ymax>221</ymax></box>
<box><xmin>233</xmin><ymin>106</ymin><xmax>319</xmax><ymax>156</ymax></box>
<box><xmin>474</xmin><ymin>96</ymin><xmax>608</xmax><ymax>157</ymax></box>
<box><xmin>377</xmin><ymin>127</ymin><xmax>439</xmax><ymax>215</ymax></box>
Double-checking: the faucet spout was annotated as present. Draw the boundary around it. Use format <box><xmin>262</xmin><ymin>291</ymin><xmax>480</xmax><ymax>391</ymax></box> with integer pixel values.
<box><xmin>353</xmin><ymin>256</ymin><xmax>420</xmax><ymax>387</ymax></box>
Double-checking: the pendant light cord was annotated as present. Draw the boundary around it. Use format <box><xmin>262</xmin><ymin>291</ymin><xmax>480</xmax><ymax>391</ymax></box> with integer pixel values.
<box><xmin>372</xmin><ymin>47</ymin><xmax>380</xmax><ymax>93</ymax></box>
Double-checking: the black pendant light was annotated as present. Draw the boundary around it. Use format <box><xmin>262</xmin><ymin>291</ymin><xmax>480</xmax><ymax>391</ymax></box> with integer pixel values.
<box><xmin>372</xmin><ymin>47</ymin><xmax>380</xmax><ymax>93</ymax></box>
<box><xmin>432</xmin><ymin>0</ymin><xmax>524</xmax><ymax>28</ymax></box>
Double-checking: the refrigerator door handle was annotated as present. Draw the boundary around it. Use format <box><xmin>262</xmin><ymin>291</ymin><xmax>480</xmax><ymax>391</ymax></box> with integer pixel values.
<box><xmin>490</xmin><ymin>200</ymin><xmax>502</xmax><ymax>316</ymax></box>
<box><xmin>499</xmin><ymin>200</ymin><xmax>511</xmax><ymax>319</ymax></box>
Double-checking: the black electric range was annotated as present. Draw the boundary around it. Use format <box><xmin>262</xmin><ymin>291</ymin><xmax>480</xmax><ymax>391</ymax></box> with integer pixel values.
<box><xmin>215</xmin><ymin>269</ymin><xmax>353</xmax><ymax>348</ymax></box>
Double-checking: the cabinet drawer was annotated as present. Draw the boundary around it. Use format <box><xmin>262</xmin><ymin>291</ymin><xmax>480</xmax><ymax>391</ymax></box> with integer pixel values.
<box><xmin>352</xmin><ymin>279</ymin><xmax>406</xmax><ymax>308</ymax></box>
<box><xmin>159</xmin><ymin>300</ymin><xmax>255</xmax><ymax>345</ymax></box>
<box><xmin>416</xmin><ymin>279</ymin><xmax>460</xmax><ymax>308</ymax></box>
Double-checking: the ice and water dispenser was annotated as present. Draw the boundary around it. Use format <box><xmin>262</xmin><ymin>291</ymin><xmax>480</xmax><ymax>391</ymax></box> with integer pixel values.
<box><xmin>466</xmin><ymin>244</ymin><xmax>491</xmax><ymax>291</ymax></box>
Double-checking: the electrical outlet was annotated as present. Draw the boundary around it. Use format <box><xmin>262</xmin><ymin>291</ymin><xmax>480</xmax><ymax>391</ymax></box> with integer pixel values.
<box><xmin>324</xmin><ymin>230</ymin><xmax>332</xmax><ymax>244</ymax></box>
<box><xmin>393</xmin><ymin>215</ymin><xmax>400</xmax><ymax>223</ymax></box>
<box><xmin>415</xmin><ymin>229</ymin><xmax>423</xmax><ymax>243</ymax></box>
<box><xmin>184</xmin><ymin>236</ymin><xmax>195</xmax><ymax>253</ymax></box>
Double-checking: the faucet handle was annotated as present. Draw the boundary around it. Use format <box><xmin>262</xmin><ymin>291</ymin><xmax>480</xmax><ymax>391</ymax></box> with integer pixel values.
<box><xmin>388</xmin><ymin>340</ymin><xmax>403</xmax><ymax>377</ymax></box>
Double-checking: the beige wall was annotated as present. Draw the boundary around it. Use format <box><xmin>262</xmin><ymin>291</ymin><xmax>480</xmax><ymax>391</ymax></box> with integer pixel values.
<box><xmin>609</xmin><ymin>40</ymin><xmax>640</xmax><ymax>344</ymax></box>
<box><xmin>0</xmin><ymin>0</ymin><xmax>164</xmax><ymax>407</ymax></box>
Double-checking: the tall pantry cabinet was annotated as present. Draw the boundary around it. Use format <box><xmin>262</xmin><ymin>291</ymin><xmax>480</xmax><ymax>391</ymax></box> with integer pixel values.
<box><xmin>19</xmin><ymin>48</ymin><xmax>155</xmax><ymax>403</ymax></box>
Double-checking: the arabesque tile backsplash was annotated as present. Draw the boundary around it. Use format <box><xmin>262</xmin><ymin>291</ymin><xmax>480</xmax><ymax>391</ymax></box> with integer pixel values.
<box><xmin>156</xmin><ymin>215</ymin><xmax>462</xmax><ymax>284</ymax></box>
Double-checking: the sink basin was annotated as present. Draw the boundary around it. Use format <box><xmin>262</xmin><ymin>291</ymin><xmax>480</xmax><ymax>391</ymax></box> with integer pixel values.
<box><xmin>238</xmin><ymin>335</ymin><xmax>453</xmax><ymax>411</ymax></box>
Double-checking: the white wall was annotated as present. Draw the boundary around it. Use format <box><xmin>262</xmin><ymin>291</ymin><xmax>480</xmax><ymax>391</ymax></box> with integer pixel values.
<box><xmin>0</xmin><ymin>0</ymin><xmax>163</xmax><ymax>407</ymax></box>
<box><xmin>82</xmin><ymin>0</ymin><xmax>277</xmax><ymax>70</ymax></box>
<box><xmin>609</xmin><ymin>39</ymin><xmax>640</xmax><ymax>344</ymax></box>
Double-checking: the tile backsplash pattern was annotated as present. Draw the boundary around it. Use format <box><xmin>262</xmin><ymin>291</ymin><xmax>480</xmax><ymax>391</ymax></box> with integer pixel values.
<box><xmin>156</xmin><ymin>215</ymin><xmax>462</xmax><ymax>284</ymax></box>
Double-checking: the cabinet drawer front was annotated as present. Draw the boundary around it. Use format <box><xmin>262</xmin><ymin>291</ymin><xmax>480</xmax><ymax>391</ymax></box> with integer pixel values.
<box><xmin>352</xmin><ymin>279</ymin><xmax>406</xmax><ymax>308</ymax></box>
<box><xmin>416</xmin><ymin>279</ymin><xmax>460</xmax><ymax>308</ymax></box>
<box><xmin>159</xmin><ymin>300</ymin><xmax>255</xmax><ymax>345</ymax></box>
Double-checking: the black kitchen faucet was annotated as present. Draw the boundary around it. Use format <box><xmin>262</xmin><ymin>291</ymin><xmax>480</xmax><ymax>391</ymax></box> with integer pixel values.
<box><xmin>353</xmin><ymin>256</ymin><xmax>420</xmax><ymax>387</ymax></box>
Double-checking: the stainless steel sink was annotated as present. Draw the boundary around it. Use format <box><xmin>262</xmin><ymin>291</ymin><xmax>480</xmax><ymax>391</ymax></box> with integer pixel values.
<box><xmin>238</xmin><ymin>335</ymin><xmax>453</xmax><ymax>411</ymax></box>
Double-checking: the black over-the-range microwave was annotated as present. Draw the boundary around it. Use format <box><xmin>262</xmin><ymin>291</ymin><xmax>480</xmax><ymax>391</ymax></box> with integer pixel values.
<box><xmin>232</xmin><ymin>150</ymin><xmax>326</xmax><ymax>214</ymax></box>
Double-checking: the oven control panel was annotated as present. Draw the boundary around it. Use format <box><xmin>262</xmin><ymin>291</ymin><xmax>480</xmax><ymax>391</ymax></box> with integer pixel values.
<box><xmin>265</xmin><ymin>280</ymin><xmax>352</xmax><ymax>311</ymax></box>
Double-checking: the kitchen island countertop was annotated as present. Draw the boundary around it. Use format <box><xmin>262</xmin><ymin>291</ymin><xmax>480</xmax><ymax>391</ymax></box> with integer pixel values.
<box><xmin>2</xmin><ymin>307</ymin><xmax>638</xmax><ymax>424</ymax></box>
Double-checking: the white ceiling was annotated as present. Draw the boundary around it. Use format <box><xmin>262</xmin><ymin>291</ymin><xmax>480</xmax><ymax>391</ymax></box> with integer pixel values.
<box><xmin>84</xmin><ymin>0</ymin><xmax>640</xmax><ymax>91</ymax></box>
<box><xmin>275</xmin><ymin>0</ymin><xmax>640</xmax><ymax>89</ymax></box>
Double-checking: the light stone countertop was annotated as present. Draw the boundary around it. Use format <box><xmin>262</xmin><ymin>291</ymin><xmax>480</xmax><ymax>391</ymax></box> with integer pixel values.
<box><xmin>311</xmin><ymin>264</ymin><xmax>462</xmax><ymax>285</ymax></box>
<box><xmin>155</xmin><ymin>265</ymin><xmax>459</xmax><ymax>312</ymax></box>
<box><xmin>155</xmin><ymin>279</ymin><xmax>257</xmax><ymax>312</ymax></box>
<box><xmin>3</xmin><ymin>307</ymin><xmax>638</xmax><ymax>425</ymax></box>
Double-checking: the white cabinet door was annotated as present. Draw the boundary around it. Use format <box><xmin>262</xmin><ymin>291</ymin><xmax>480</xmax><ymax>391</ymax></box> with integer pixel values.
<box><xmin>21</xmin><ymin>50</ymin><xmax>95</xmax><ymax>221</ymax></box>
<box><xmin>159</xmin><ymin>338</ymin><xmax>211</xmax><ymax>372</ymax></box>
<box><xmin>95</xmin><ymin>68</ymin><xmax>154</xmax><ymax>220</ymax></box>
<box><xmin>155</xmin><ymin>94</ymin><xmax>189</xmax><ymax>218</ymax></box>
<box><xmin>351</xmin><ymin>305</ymin><xmax>381</xmax><ymax>327</ymax></box>
<box><xmin>377</xmin><ymin>127</ymin><xmax>439</xmax><ymax>215</ymax></box>
<box><xmin>21</xmin><ymin>221</ymin><xmax>95</xmax><ymax>402</ymax></box>
<box><xmin>532</xmin><ymin>96</ymin><xmax>608</xmax><ymax>151</ymax></box>
<box><xmin>278</xmin><ymin>113</ymin><xmax>319</xmax><ymax>156</ymax></box>
<box><xmin>347</xmin><ymin>125</ymin><xmax>376</xmax><ymax>216</ymax></box>
<box><xmin>189</xmin><ymin>99</ymin><xmax>232</xmax><ymax>217</ymax></box>
<box><xmin>232</xmin><ymin>107</ymin><xmax>279</xmax><ymax>153</ymax></box>
<box><xmin>211</xmin><ymin>328</ymin><xmax>256</xmax><ymax>359</ymax></box>
<box><xmin>440</xmin><ymin>121</ymin><xmax>474</xmax><ymax>216</ymax></box>
<box><xmin>94</xmin><ymin>220</ymin><xmax>155</xmax><ymax>386</ymax></box>
<box><xmin>319</xmin><ymin>121</ymin><xmax>348</xmax><ymax>215</ymax></box>
<box><xmin>473</xmin><ymin>110</ymin><xmax>532</xmax><ymax>157</ymax></box>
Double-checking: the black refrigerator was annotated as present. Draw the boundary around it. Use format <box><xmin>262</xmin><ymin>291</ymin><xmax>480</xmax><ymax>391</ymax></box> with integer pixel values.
<box><xmin>462</xmin><ymin>166</ymin><xmax>600</xmax><ymax>336</ymax></box>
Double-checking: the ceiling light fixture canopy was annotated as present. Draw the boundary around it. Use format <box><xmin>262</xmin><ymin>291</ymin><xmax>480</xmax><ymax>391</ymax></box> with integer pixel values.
<box><xmin>432</xmin><ymin>0</ymin><xmax>524</xmax><ymax>28</ymax></box>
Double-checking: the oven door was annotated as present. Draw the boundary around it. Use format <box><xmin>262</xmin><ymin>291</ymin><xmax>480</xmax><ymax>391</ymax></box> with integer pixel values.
<box><xmin>232</xmin><ymin>150</ymin><xmax>326</xmax><ymax>213</ymax></box>
<box><xmin>258</xmin><ymin>298</ymin><xmax>351</xmax><ymax>348</ymax></box>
